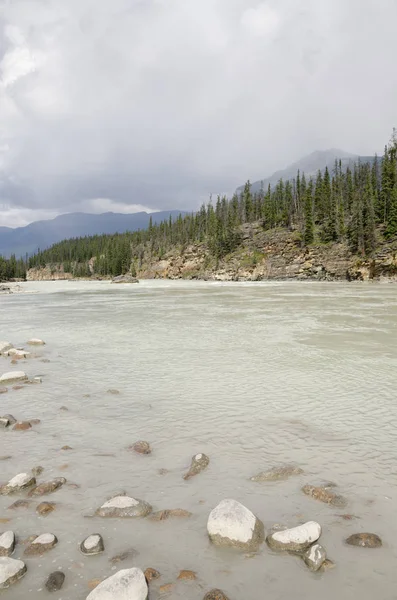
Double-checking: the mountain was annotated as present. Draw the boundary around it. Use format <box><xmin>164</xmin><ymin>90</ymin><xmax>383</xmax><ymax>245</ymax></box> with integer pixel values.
<box><xmin>0</xmin><ymin>210</ymin><xmax>185</xmax><ymax>258</ymax></box>
<box><xmin>237</xmin><ymin>149</ymin><xmax>376</xmax><ymax>195</ymax></box>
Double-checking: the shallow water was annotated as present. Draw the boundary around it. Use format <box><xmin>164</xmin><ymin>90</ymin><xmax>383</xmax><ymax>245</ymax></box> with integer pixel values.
<box><xmin>1</xmin><ymin>279</ymin><xmax>397</xmax><ymax>599</ymax></box>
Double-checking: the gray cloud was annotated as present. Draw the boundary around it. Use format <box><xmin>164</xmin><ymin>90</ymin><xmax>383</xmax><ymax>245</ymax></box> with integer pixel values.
<box><xmin>1</xmin><ymin>0</ymin><xmax>397</xmax><ymax>226</ymax></box>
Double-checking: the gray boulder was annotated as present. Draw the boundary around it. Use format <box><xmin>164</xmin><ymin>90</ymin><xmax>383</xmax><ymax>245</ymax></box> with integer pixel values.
<box><xmin>111</xmin><ymin>275</ymin><xmax>139</xmax><ymax>284</ymax></box>
<box><xmin>0</xmin><ymin>372</ymin><xmax>28</xmax><ymax>385</ymax></box>
<box><xmin>0</xmin><ymin>557</ymin><xmax>27</xmax><ymax>589</ymax></box>
<box><xmin>86</xmin><ymin>568</ymin><xmax>148</xmax><ymax>600</ymax></box>
<box><xmin>183</xmin><ymin>453</ymin><xmax>210</xmax><ymax>480</ymax></box>
<box><xmin>266</xmin><ymin>521</ymin><xmax>321</xmax><ymax>553</ymax></box>
<box><xmin>80</xmin><ymin>534</ymin><xmax>105</xmax><ymax>555</ymax></box>
<box><xmin>45</xmin><ymin>571</ymin><xmax>65</xmax><ymax>591</ymax></box>
<box><xmin>0</xmin><ymin>342</ymin><xmax>13</xmax><ymax>354</ymax></box>
<box><xmin>0</xmin><ymin>532</ymin><xmax>15</xmax><ymax>557</ymax></box>
<box><xmin>95</xmin><ymin>495</ymin><xmax>152</xmax><ymax>518</ymax></box>
<box><xmin>303</xmin><ymin>543</ymin><xmax>327</xmax><ymax>571</ymax></box>
<box><xmin>24</xmin><ymin>533</ymin><xmax>58</xmax><ymax>556</ymax></box>
<box><xmin>207</xmin><ymin>499</ymin><xmax>264</xmax><ymax>551</ymax></box>
<box><xmin>0</xmin><ymin>473</ymin><xmax>36</xmax><ymax>495</ymax></box>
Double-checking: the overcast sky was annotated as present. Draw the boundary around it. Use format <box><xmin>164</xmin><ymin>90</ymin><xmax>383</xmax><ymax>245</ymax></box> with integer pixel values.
<box><xmin>0</xmin><ymin>0</ymin><xmax>396</xmax><ymax>227</ymax></box>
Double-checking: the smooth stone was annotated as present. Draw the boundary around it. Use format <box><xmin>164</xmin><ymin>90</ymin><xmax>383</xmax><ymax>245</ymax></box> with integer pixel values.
<box><xmin>131</xmin><ymin>441</ymin><xmax>151</xmax><ymax>455</ymax></box>
<box><xmin>28</xmin><ymin>477</ymin><xmax>66</xmax><ymax>497</ymax></box>
<box><xmin>0</xmin><ymin>532</ymin><xmax>16</xmax><ymax>557</ymax></box>
<box><xmin>96</xmin><ymin>495</ymin><xmax>152</xmax><ymax>518</ymax></box>
<box><xmin>24</xmin><ymin>533</ymin><xmax>58</xmax><ymax>556</ymax></box>
<box><xmin>303</xmin><ymin>543</ymin><xmax>327</xmax><ymax>571</ymax></box>
<box><xmin>80</xmin><ymin>534</ymin><xmax>105</xmax><ymax>555</ymax></box>
<box><xmin>203</xmin><ymin>590</ymin><xmax>230</xmax><ymax>600</ymax></box>
<box><xmin>45</xmin><ymin>571</ymin><xmax>65</xmax><ymax>592</ymax></box>
<box><xmin>1</xmin><ymin>473</ymin><xmax>36</xmax><ymax>495</ymax></box>
<box><xmin>144</xmin><ymin>567</ymin><xmax>161</xmax><ymax>582</ymax></box>
<box><xmin>0</xmin><ymin>372</ymin><xmax>28</xmax><ymax>385</ymax></box>
<box><xmin>207</xmin><ymin>499</ymin><xmax>264</xmax><ymax>551</ymax></box>
<box><xmin>346</xmin><ymin>533</ymin><xmax>382</xmax><ymax>548</ymax></box>
<box><xmin>27</xmin><ymin>339</ymin><xmax>45</xmax><ymax>346</ymax></box>
<box><xmin>8</xmin><ymin>500</ymin><xmax>31</xmax><ymax>510</ymax></box>
<box><xmin>0</xmin><ymin>557</ymin><xmax>27</xmax><ymax>589</ymax></box>
<box><xmin>149</xmin><ymin>509</ymin><xmax>192</xmax><ymax>521</ymax></box>
<box><xmin>183</xmin><ymin>453</ymin><xmax>210</xmax><ymax>480</ymax></box>
<box><xmin>267</xmin><ymin>521</ymin><xmax>321</xmax><ymax>553</ymax></box>
<box><xmin>177</xmin><ymin>569</ymin><xmax>197</xmax><ymax>580</ymax></box>
<box><xmin>0</xmin><ymin>342</ymin><xmax>13</xmax><ymax>354</ymax></box>
<box><xmin>250</xmin><ymin>465</ymin><xmax>304</xmax><ymax>482</ymax></box>
<box><xmin>13</xmin><ymin>422</ymin><xmax>32</xmax><ymax>431</ymax></box>
<box><xmin>302</xmin><ymin>484</ymin><xmax>348</xmax><ymax>508</ymax></box>
<box><xmin>0</xmin><ymin>418</ymin><xmax>9</xmax><ymax>428</ymax></box>
<box><xmin>36</xmin><ymin>502</ymin><xmax>57</xmax><ymax>516</ymax></box>
<box><xmin>2</xmin><ymin>414</ymin><xmax>16</xmax><ymax>425</ymax></box>
<box><xmin>86</xmin><ymin>567</ymin><xmax>148</xmax><ymax>600</ymax></box>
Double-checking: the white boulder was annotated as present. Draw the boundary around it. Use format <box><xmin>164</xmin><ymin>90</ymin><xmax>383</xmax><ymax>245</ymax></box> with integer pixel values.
<box><xmin>0</xmin><ymin>532</ymin><xmax>15</xmax><ymax>557</ymax></box>
<box><xmin>0</xmin><ymin>372</ymin><xmax>28</xmax><ymax>385</ymax></box>
<box><xmin>0</xmin><ymin>342</ymin><xmax>13</xmax><ymax>354</ymax></box>
<box><xmin>27</xmin><ymin>339</ymin><xmax>45</xmax><ymax>345</ymax></box>
<box><xmin>0</xmin><ymin>557</ymin><xmax>27</xmax><ymax>589</ymax></box>
<box><xmin>86</xmin><ymin>568</ymin><xmax>148</xmax><ymax>600</ymax></box>
<box><xmin>96</xmin><ymin>495</ymin><xmax>152</xmax><ymax>518</ymax></box>
<box><xmin>0</xmin><ymin>473</ymin><xmax>36</xmax><ymax>495</ymax></box>
<box><xmin>266</xmin><ymin>521</ymin><xmax>321</xmax><ymax>552</ymax></box>
<box><xmin>207</xmin><ymin>499</ymin><xmax>264</xmax><ymax>551</ymax></box>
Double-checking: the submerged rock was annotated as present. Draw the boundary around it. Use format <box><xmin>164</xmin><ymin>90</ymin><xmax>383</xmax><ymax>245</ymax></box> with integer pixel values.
<box><xmin>149</xmin><ymin>509</ymin><xmax>192</xmax><ymax>521</ymax></box>
<box><xmin>28</xmin><ymin>477</ymin><xmax>66</xmax><ymax>497</ymax></box>
<box><xmin>109</xmin><ymin>549</ymin><xmax>137</xmax><ymax>565</ymax></box>
<box><xmin>203</xmin><ymin>590</ymin><xmax>230</xmax><ymax>600</ymax></box>
<box><xmin>36</xmin><ymin>502</ymin><xmax>56</xmax><ymax>516</ymax></box>
<box><xmin>250</xmin><ymin>465</ymin><xmax>303</xmax><ymax>482</ymax></box>
<box><xmin>131</xmin><ymin>441</ymin><xmax>152</xmax><ymax>455</ymax></box>
<box><xmin>45</xmin><ymin>571</ymin><xmax>65</xmax><ymax>592</ymax></box>
<box><xmin>86</xmin><ymin>568</ymin><xmax>148</xmax><ymax>600</ymax></box>
<box><xmin>2</xmin><ymin>414</ymin><xmax>16</xmax><ymax>425</ymax></box>
<box><xmin>31</xmin><ymin>466</ymin><xmax>44</xmax><ymax>477</ymax></box>
<box><xmin>177</xmin><ymin>570</ymin><xmax>197</xmax><ymax>581</ymax></box>
<box><xmin>144</xmin><ymin>567</ymin><xmax>161</xmax><ymax>582</ymax></box>
<box><xmin>8</xmin><ymin>499</ymin><xmax>31</xmax><ymax>511</ymax></box>
<box><xmin>207</xmin><ymin>499</ymin><xmax>264</xmax><ymax>551</ymax></box>
<box><xmin>111</xmin><ymin>275</ymin><xmax>139</xmax><ymax>284</ymax></box>
<box><xmin>1</xmin><ymin>473</ymin><xmax>36</xmax><ymax>495</ymax></box>
<box><xmin>13</xmin><ymin>421</ymin><xmax>32</xmax><ymax>431</ymax></box>
<box><xmin>266</xmin><ymin>521</ymin><xmax>321</xmax><ymax>553</ymax></box>
<box><xmin>0</xmin><ymin>372</ymin><xmax>28</xmax><ymax>385</ymax></box>
<box><xmin>24</xmin><ymin>533</ymin><xmax>58</xmax><ymax>556</ymax></box>
<box><xmin>0</xmin><ymin>557</ymin><xmax>27</xmax><ymax>589</ymax></box>
<box><xmin>302</xmin><ymin>484</ymin><xmax>347</xmax><ymax>508</ymax></box>
<box><xmin>80</xmin><ymin>534</ymin><xmax>105</xmax><ymax>555</ymax></box>
<box><xmin>96</xmin><ymin>495</ymin><xmax>152</xmax><ymax>518</ymax></box>
<box><xmin>303</xmin><ymin>543</ymin><xmax>327</xmax><ymax>571</ymax></box>
<box><xmin>183</xmin><ymin>453</ymin><xmax>210</xmax><ymax>480</ymax></box>
<box><xmin>345</xmin><ymin>533</ymin><xmax>382</xmax><ymax>548</ymax></box>
<box><xmin>0</xmin><ymin>532</ymin><xmax>16</xmax><ymax>557</ymax></box>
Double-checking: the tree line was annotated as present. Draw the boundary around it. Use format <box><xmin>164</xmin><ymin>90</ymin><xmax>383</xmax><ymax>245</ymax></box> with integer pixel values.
<box><xmin>1</xmin><ymin>130</ymin><xmax>396</xmax><ymax>280</ymax></box>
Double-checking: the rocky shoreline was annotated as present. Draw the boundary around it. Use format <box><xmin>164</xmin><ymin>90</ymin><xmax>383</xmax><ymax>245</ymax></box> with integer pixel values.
<box><xmin>0</xmin><ymin>337</ymin><xmax>385</xmax><ymax>598</ymax></box>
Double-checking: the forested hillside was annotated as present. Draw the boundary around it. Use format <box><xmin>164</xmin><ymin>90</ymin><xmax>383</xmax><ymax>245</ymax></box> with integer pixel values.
<box><xmin>2</xmin><ymin>131</ymin><xmax>396</xmax><ymax>281</ymax></box>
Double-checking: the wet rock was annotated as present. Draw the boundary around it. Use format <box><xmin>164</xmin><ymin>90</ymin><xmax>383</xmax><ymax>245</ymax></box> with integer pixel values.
<box><xmin>0</xmin><ymin>473</ymin><xmax>36</xmax><ymax>495</ymax></box>
<box><xmin>207</xmin><ymin>499</ymin><xmax>264</xmax><ymax>551</ymax></box>
<box><xmin>0</xmin><ymin>371</ymin><xmax>28</xmax><ymax>385</ymax></box>
<box><xmin>32</xmin><ymin>466</ymin><xmax>44</xmax><ymax>477</ymax></box>
<box><xmin>337</xmin><ymin>514</ymin><xmax>360</xmax><ymax>521</ymax></box>
<box><xmin>0</xmin><ymin>418</ymin><xmax>9</xmax><ymax>428</ymax></box>
<box><xmin>12</xmin><ymin>385</ymin><xmax>24</xmax><ymax>390</ymax></box>
<box><xmin>4</xmin><ymin>349</ymin><xmax>31</xmax><ymax>359</ymax></box>
<box><xmin>8</xmin><ymin>499</ymin><xmax>31</xmax><ymax>510</ymax></box>
<box><xmin>0</xmin><ymin>387</ymin><xmax>8</xmax><ymax>395</ymax></box>
<box><xmin>159</xmin><ymin>583</ymin><xmax>174</xmax><ymax>594</ymax></box>
<box><xmin>321</xmin><ymin>559</ymin><xmax>336</xmax><ymax>570</ymax></box>
<box><xmin>131</xmin><ymin>441</ymin><xmax>152</xmax><ymax>455</ymax></box>
<box><xmin>86</xmin><ymin>567</ymin><xmax>148</xmax><ymax>600</ymax></box>
<box><xmin>96</xmin><ymin>495</ymin><xmax>152</xmax><ymax>518</ymax></box>
<box><xmin>80</xmin><ymin>534</ymin><xmax>105</xmax><ymax>555</ymax></box>
<box><xmin>61</xmin><ymin>445</ymin><xmax>73</xmax><ymax>450</ymax></box>
<box><xmin>27</xmin><ymin>339</ymin><xmax>45</xmax><ymax>346</ymax></box>
<box><xmin>345</xmin><ymin>533</ymin><xmax>382</xmax><ymax>548</ymax></box>
<box><xmin>177</xmin><ymin>570</ymin><xmax>197</xmax><ymax>580</ymax></box>
<box><xmin>36</xmin><ymin>502</ymin><xmax>56</xmax><ymax>516</ymax></box>
<box><xmin>24</xmin><ymin>533</ymin><xmax>58</xmax><ymax>556</ymax></box>
<box><xmin>111</xmin><ymin>274</ymin><xmax>139</xmax><ymax>284</ymax></box>
<box><xmin>203</xmin><ymin>590</ymin><xmax>230</xmax><ymax>600</ymax></box>
<box><xmin>29</xmin><ymin>419</ymin><xmax>41</xmax><ymax>425</ymax></box>
<box><xmin>28</xmin><ymin>477</ymin><xmax>66</xmax><ymax>497</ymax></box>
<box><xmin>2</xmin><ymin>414</ymin><xmax>16</xmax><ymax>425</ymax></box>
<box><xmin>183</xmin><ymin>453</ymin><xmax>210</xmax><ymax>480</ymax></box>
<box><xmin>45</xmin><ymin>571</ymin><xmax>65</xmax><ymax>592</ymax></box>
<box><xmin>149</xmin><ymin>509</ymin><xmax>192</xmax><ymax>521</ymax></box>
<box><xmin>0</xmin><ymin>532</ymin><xmax>15</xmax><ymax>557</ymax></box>
<box><xmin>302</xmin><ymin>484</ymin><xmax>347</xmax><ymax>508</ymax></box>
<box><xmin>266</xmin><ymin>521</ymin><xmax>321</xmax><ymax>553</ymax></box>
<box><xmin>0</xmin><ymin>557</ymin><xmax>27</xmax><ymax>589</ymax></box>
<box><xmin>250</xmin><ymin>465</ymin><xmax>303</xmax><ymax>482</ymax></box>
<box><xmin>109</xmin><ymin>549</ymin><xmax>137</xmax><ymax>565</ymax></box>
<box><xmin>13</xmin><ymin>421</ymin><xmax>32</xmax><ymax>431</ymax></box>
<box><xmin>107</xmin><ymin>389</ymin><xmax>120</xmax><ymax>395</ymax></box>
<box><xmin>303</xmin><ymin>543</ymin><xmax>327</xmax><ymax>571</ymax></box>
<box><xmin>88</xmin><ymin>579</ymin><xmax>102</xmax><ymax>590</ymax></box>
<box><xmin>0</xmin><ymin>342</ymin><xmax>13</xmax><ymax>354</ymax></box>
<box><xmin>144</xmin><ymin>567</ymin><xmax>161</xmax><ymax>582</ymax></box>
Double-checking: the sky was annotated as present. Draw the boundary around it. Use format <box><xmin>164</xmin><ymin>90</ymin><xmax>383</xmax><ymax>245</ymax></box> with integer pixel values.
<box><xmin>0</xmin><ymin>0</ymin><xmax>396</xmax><ymax>228</ymax></box>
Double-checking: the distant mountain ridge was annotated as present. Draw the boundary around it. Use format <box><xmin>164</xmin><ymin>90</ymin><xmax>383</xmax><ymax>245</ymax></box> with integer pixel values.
<box><xmin>237</xmin><ymin>149</ymin><xmax>376</xmax><ymax>195</ymax></box>
<box><xmin>0</xmin><ymin>210</ymin><xmax>185</xmax><ymax>258</ymax></box>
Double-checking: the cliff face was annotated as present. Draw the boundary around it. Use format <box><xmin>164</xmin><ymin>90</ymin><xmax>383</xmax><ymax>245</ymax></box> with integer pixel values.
<box><xmin>26</xmin><ymin>224</ymin><xmax>397</xmax><ymax>282</ymax></box>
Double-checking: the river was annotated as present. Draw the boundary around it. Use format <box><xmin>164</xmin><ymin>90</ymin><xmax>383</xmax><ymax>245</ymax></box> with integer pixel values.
<box><xmin>1</xmin><ymin>280</ymin><xmax>396</xmax><ymax>599</ymax></box>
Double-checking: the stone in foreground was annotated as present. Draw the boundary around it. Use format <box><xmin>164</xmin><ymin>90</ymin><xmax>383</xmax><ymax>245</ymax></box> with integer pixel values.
<box><xmin>303</xmin><ymin>543</ymin><xmax>327</xmax><ymax>571</ymax></box>
<box><xmin>28</xmin><ymin>477</ymin><xmax>66</xmax><ymax>497</ymax></box>
<box><xmin>250</xmin><ymin>465</ymin><xmax>303</xmax><ymax>482</ymax></box>
<box><xmin>183</xmin><ymin>453</ymin><xmax>210</xmax><ymax>480</ymax></box>
<box><xmin>24</xmin><ymin>533</ymin><xmax>58</xmax><ymax>556</ymax></box>
<box><xmin>1</xmin><ymin>473</ymin><xmax>36</xmax><ymax>495</ymax></box>
<box><xmin>0</xmin><ymin>557</ymin><xmax>27</xmax><ymax>589</ymax></box>
<box><xmin>207</xmin><ymin>499</ymin><xmax>264</xmax><ymax>551</ymax></box>
<box><xmin>80</xmin><ymin>534</ymin><xmax>105</xmax><ymax>555</ymax></box>
<box><xmin>45</xmin><ymin>571</ymin><xmax>65</xmax><ymax>592</ymax></box>
<box><xmin>86</xmin><ymin>568</ymin><xmax>148</xmax><ymax>600</ymax></box>
<box><xmin>203</xmin><ymin>590</ymin><xmax>230</xmax><ymax>600</ymax></box>
<box><xmin>266</xmin><ymin>521</ymin><xmax>321</xmax><ymax>553</ymax></box>
<box><xmin>0</xmin><ymin>372</ymin><xmax>28</xmax><ymax>385</ymax></box>
<box><xmin>27</xmin><ymin>338</ymin><xmax>45</xmax><ymax>346</ymax></box>
<box><xmin>302</xmin><ymin>484</ymin><xmax>347</xmax><ymax>508</ymax></box>
<box><xmin>0</xmin><ymin>532</ymin><xmax>16</xmax><ymax>557</ymax></box>
<box><xmin>96</xmin><ymin>495</ymin><xmax>152</xmax><ymax>518</ymax></box>
<box><xmin>345</xmin><ymin>533</ymin><xmax>382</xmax><ymax>548</ymax></box>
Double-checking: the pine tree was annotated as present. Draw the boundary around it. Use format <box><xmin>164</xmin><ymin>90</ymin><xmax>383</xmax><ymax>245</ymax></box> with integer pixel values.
<box><xmin>304</xmin><ymin>180</ymin><xmax>314</xmax><ymax>245</ymax></box>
